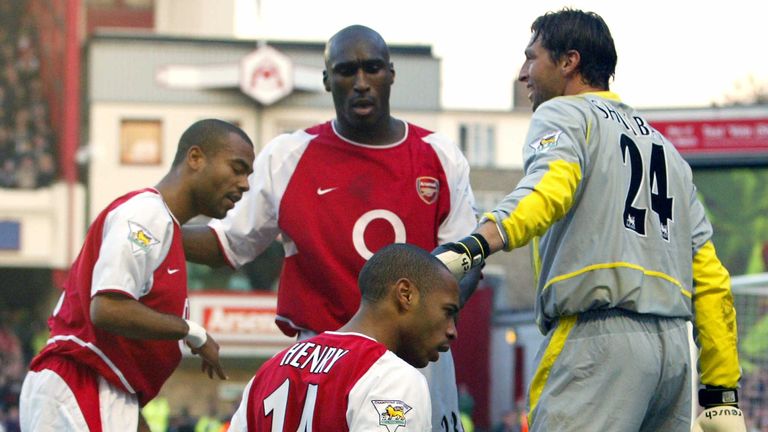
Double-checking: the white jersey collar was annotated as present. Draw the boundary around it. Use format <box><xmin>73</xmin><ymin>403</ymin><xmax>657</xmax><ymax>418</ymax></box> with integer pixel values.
<box><xmin>148</xmin><ymin>187</ymin><xmax>181</xmax><ymax>227</ymax></box>
<box><xmin>331</xmin><ymin>118</ymin><xmax>408</xmax><ymax>149</ymax></box>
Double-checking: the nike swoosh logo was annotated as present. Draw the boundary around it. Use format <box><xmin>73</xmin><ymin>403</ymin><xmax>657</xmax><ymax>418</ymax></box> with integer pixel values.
<box><xmin>317</xmin><ymin>187</ymin><xmax>338</xmax><ymax>196</ymax></box>
<box><xmin>167</xmin><ymin>268</ymin><xmax>181</xmax><ymax>274</ymax></box>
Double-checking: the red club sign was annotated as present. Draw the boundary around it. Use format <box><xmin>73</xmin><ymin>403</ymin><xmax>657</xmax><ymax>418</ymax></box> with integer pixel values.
<box><xmin>240</xmin><ymin>45</ymin><xmax>294</xmax><ymax>105</ymax></box>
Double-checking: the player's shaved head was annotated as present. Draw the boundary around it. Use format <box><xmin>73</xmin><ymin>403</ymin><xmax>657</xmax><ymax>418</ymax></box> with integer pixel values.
<box><xmin>172</xmin><ymin>119</ymin><xmax>253</xmax><ymax>167</ymax></box>
<box><xmin>324</xmin><ymin>25</ymin><xmax>390</xmax><ymax>66</ymax></box>
<box><xmin>358</xmin><ymin>243</ymin><xmax>447</xmax><ymax>303</ymax></box>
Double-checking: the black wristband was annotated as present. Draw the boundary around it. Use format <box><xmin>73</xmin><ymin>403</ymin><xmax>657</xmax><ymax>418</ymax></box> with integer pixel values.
<box><xmin>698</xmin><ymin>387</ymin><xmax>739</xmax><ymax>408</ymax></box>
<box><xmin>457</xmin><ymin>234</ymin><xmax>489</xmax><ymax>267</ymax></box>
<box><xmin>471</xmin><ymin>233</ymin><xmax>490</xmax><ymax>259</ymax></box>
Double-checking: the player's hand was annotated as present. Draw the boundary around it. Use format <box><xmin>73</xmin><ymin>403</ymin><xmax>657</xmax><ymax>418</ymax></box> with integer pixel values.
<box><xmin>190</xmin><ymin>334</ymin><xmax>228</xmax><ymax>380</ymax></box>
<box><xmin>693</xmin><ymin>387</ymin><xmax>747</xmax><ymax>432</ymax></box>
<box><xmin>692</xmin><ymin>406</ymin><xmax>746</xmax><ymax>432</ymax></box>
<box><xmin>432</xmin><ymin>234</ymin><xmax>489</xmax><ymax>280</ymax></box>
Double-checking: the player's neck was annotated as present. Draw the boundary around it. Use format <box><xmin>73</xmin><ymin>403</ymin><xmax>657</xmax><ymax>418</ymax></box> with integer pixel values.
<box><xmin>334</xmin><ymin>117</ymin><xmax>404</xmax><ymax>146</ymax></box>
<box><xmin>154</xmin><ymin>172</ymin><xmax>193</xmax><ymax>225</ymax></box>
<box><xmin>338</xmin><ymin>308</ymin><xmax>397</xmax><ymax>350</ymax></box>
<box><xmin>565</xmin><ymin>76</ymin><xmax>605</xmax><ymax>96</ymax></box>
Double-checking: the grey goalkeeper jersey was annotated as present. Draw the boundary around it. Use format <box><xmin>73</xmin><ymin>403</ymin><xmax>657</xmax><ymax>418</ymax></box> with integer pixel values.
<box><xmin>487</xmin><ymin>91</ymin><xmax>739</xmax><ymax>389</ymax></box>
<box><xmin>488</xmin><ymin>92</ymin><xmax>710</xmax><ymax>322</ymax></box>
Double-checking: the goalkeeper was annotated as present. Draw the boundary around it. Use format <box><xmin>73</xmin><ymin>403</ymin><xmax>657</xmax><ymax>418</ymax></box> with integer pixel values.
<box><xmin>434</xmin><ymin>8</ymin><xmax>744</xmax><ymax>432</ymax></box>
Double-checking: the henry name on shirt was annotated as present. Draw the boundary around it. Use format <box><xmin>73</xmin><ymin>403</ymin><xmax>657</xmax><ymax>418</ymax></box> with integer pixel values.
<box><xmin>278</xmin><ymin>340</ymin><xmax>350</xmax><ymax>374</ymax></box>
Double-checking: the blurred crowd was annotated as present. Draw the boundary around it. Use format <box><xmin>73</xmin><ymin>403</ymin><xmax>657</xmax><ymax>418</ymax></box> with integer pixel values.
<box><xmin>0</xmin><ymin>322</ymin><xmax>21</xmax><ymax>432</ymax></box>
<box><xmin>0</xmin><ymin>310</ymin><xmax>29</xmax><ymax>432</ymax></box>
<box><xmin>142</xmin><ymin>398</ymin><xmax>239</xmax><ymax>432</ymax></box>
<box><xmin>742</xmin><ymin>368</ymin><xmax>768</xmax><ymax>432</ymax></box>
<box><xmin>0</xmin><ymin>0</ymin><xmax>57</xmax><ymax>190</ymax></box>
<box><xmin>0</xmin><ymin>308</ymin><xmax>44</xmax><ymax>432</ymax></box>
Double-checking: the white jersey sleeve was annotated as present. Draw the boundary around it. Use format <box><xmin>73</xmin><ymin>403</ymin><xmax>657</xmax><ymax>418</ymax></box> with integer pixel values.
<box><xmin>209</xmin><ymin>130</ymin><xmax>314</xmax><ymax>268</ymax></box>
<box><xmin>347</xmin><ymin>351</ymin><xmax>432</xmax><ymax>431</ymax></box>
<box><xmin>227</xmin><ymin>377</ymin><xmax>254</xmax><ymax>432</ymax></box>
<box><xmin>91</xmin><ymin>191</ymin><xmax>174</xmax><ymax>299</ymax></box>
<box><xmin>423</xmin><ymin>132</ymin><xmax>479</xmax><ymax>243</ymax></box>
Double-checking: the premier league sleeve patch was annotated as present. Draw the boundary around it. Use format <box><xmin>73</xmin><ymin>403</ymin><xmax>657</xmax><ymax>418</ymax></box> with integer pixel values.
<box><xmin>127</xmin><ymin>220</ymin><xmax>160</xmax><ymax>253</ymax></box>
<box><xmin>371</xmin><ymin>400</ymin><xmax>412</xmax><ymax>431</ymax></box>
<box><xmin>530</xmin><ymin>130</ymin><xmax>562</xmax><ymax>153</ymax></box>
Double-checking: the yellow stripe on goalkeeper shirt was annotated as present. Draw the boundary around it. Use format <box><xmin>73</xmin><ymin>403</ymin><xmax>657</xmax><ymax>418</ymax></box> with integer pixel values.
<box><xmin>500</xmin><ymin>160</ymin><xmax>581</xmax><ymax>250</ymax></box>
<box><xmin>542</xmin><ymin>261</ymin><xmax>691</xmax><ymax>298</ymax></box>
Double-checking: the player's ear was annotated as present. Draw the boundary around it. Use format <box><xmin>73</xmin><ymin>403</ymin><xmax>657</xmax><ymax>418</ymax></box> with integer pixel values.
<box><xmin>322</xmin><ymin>69</ymin><xmax>331</xmax><ymax>92</ymax></box>
<box><xmin>561</xmin><ymin>49</ymin><xmax>581</xmax><ymax>77</ymax></box>
<box><xmin>187</xmin><ymin>146</ymin><xmax>205</xmax><ymax>170</ymax></box>
<box><xmin>389</xmin><ymin>62</ymin><xmax>395</xmax><ymax>84</ymax></box>
<box><xmin>394</xmin><ymin>278</ymin><xmax>418</xmax><ymax>311</ymax></box>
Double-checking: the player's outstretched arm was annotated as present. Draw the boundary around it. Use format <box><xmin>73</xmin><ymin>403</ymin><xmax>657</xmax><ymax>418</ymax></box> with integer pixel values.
<box><xmin>692</xmin><ymin>387</ymin><xmax>747</xmax><ymax>432</ymax></box>
<box><xmin>182</xmin><ymin>225</ymin><xmax>228</xmax><ymax>267</ymax></box>
<box><xmin>91</xmin><ymin>292</ymin><xmax>227</xmax><ymax>379</ymax></box>
<box><xmin>91</xmin><ymin>292</ymin><xmax>191</xmax><ymax>339</ymax></box>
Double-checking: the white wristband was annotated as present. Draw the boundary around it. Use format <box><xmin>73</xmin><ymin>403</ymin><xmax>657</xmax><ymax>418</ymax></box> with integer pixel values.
<box><xmin>184</xmin><ymin>319</ymin><xmax>207</xmax><ymax>349</ymax></box>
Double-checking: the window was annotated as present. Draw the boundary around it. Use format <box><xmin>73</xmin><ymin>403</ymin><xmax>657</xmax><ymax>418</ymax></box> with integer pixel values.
<box><xmin>458</xmin><ymin>123</ymin><xmax>496</xmax><ymax>167</ymax></box>
<box><xmin>0</xmin><ymin>221</ymin><xmax>20</xmax><ymax>250</ymax></box>
<box><xmin>120</xmin><ymin>119</ymin><xmax>162</xmax><ymax>165</ymax></box>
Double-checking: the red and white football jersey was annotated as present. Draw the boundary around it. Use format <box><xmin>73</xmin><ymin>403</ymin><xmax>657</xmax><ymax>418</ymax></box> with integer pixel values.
<box><xmin>228</xmin><ymin>331</ymin><xmax>431</xmax><ymax>431</ymax></box>
<box><xmin>210</xmin><ymin>120</ymin><xmax>477</xmax><ymax>336</ymax></box>
<box><xmin>29</xmin><ymin>188</ymin><xmax>189</xmax><ymax>406</ymax></box>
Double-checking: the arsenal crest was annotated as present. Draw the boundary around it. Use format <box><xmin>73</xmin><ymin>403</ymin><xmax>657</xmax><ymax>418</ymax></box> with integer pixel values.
<box><xmin>416</xmin><ymin>177</ymin><xmax>439</xmax><ymax>205</ymax></box>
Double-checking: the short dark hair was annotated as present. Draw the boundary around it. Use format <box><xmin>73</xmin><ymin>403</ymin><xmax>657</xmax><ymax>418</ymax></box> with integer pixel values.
<box><xmin>358</xmin><ymin>243</ymin><xmax>446</xmax><ymax>303</ymax></box>
<box><xmin>172</xmin><ymin>119</ymin><xmax>253</xmax><ymax>167</ymax></box>
<box><xmin>531</xmin><ymin>8</ymin><xmax>617</xmax><ymax>89</ymax></box>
